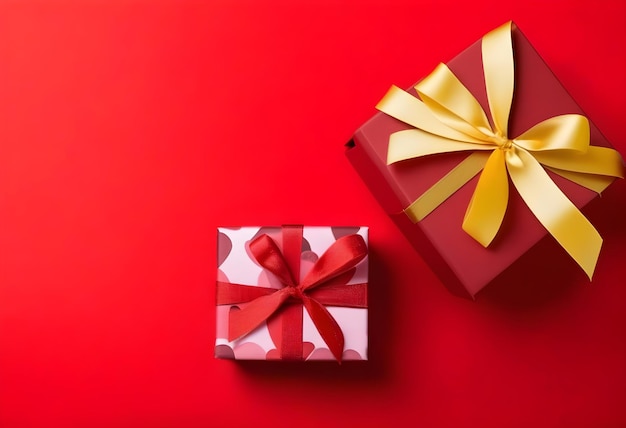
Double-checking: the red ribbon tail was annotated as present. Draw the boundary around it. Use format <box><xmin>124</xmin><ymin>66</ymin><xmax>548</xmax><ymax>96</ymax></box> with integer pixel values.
<box><xmin>308</xmin><ymin>282</ymin><xmax>368</xmax><ymax>308</ymax></box>
<box><xmin>216</xmin><ymin>281</ymin><xmax>277</xmax><ymax>305</ymax></box>
<box><xmin>228</xmin><ymin>290</ymin><xmax>290</xmax><ymax>341</ymax></box>
<box><xmin>279</xmin><ymin>304</ymin><xmax>304</xmax><ymax>360</ymax></box>
<box><xmin>302</xmin><ymin>296</ymin><xmax>345</xmax><ymax>363</ymax></box>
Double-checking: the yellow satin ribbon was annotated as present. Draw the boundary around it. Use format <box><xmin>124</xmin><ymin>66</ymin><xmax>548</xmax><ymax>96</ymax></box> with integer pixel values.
<box><xmin>376</xmin><ymin>21</ymin><xmax>624</xmax><ymax>279</ymax></box>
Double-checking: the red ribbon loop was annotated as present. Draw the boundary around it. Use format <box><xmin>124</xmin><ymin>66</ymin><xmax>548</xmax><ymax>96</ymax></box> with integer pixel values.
<box><xmin>300</xmin><ymin>234</ymin><xmax>368</xmax><ymax>290</ymax></box>
<box><xmin>249</xmin><ymin>234</ymin><xmax>296</xmax><ymax>287</ymax></box>
<box><xmin>217</xmin><ymin>227</ymin><xmax>368</xmax><ymax>362</ymax></box>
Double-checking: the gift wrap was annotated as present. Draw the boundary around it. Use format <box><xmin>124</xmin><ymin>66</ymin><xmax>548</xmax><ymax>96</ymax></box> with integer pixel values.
<box><xmin>215</xmin><ymin>226</ymin><xmax>369</xmax><ymax>361</ymax></box>
<box><xmin>346</xmin><ymin>22</ymin><xmax>623</xmax><ymax>298</ymax></box>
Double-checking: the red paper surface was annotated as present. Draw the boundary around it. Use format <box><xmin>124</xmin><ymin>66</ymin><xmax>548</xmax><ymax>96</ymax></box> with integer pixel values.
<box><xmin>0</xmin><ymin>1</ymin><xmax>625</xmax><ymax>427</ymax></box>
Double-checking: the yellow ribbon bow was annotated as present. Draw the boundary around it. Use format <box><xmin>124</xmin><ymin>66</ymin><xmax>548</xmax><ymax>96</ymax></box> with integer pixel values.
<box><xmin>376</xmin><ymin>21</ymin><xmax>624</xmax><ymax>279</ymax></box>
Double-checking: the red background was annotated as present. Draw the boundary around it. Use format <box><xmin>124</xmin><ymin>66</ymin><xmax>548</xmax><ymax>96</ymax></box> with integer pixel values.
<box><xmin>1</xmin><ymin>1</ymin><xmax>625</xmax><ymax>427</ymax></box>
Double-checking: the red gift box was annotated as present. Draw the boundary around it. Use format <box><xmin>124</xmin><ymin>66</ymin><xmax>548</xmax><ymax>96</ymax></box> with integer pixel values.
<box><xmin>346</xmin><ymin>22</ymin><xmax>623</xmax><ymax>298</ymax></box>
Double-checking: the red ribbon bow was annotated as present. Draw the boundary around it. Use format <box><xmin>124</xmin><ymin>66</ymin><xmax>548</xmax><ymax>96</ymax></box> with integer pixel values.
<box><xmin>216</xmin><ymin>226</ymin><xmax>368</xmax><ymax>362</ymax></box>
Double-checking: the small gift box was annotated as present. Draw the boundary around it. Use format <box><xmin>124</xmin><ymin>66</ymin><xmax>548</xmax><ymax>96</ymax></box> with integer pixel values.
<box><xmin>215</xmin><ymin>226</ymin><xmax>368</xmax><ymax>361</ymax></box>
<box><xmin>346</xmin><ymin>22</ymin><xmax>623</xmax><ymax>298</ymax></box>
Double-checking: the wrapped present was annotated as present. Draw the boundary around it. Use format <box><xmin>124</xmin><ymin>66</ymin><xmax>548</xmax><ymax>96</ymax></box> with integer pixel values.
<box><xmin>215</xmin><ymin>226</ymin><xmax>368</xmax><ymax>361</ymax></box>
<box><xmin>346</xmin><ymin>22</ymin><xmax>623</xmax><ymax>298</ymax></box>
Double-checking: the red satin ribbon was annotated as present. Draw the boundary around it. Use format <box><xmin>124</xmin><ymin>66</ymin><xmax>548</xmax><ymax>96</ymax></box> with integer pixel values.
<box><xmin>216</xmin><ymin>226</ymin><xmax>368</xmax><ymax>362</ymax></box>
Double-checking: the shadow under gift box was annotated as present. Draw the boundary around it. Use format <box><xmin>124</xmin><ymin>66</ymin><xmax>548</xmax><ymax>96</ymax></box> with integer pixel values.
<box><xmin>346</xmin><ymin>23</ymin><xmax>621</xmax><ymax>299</ymax></box>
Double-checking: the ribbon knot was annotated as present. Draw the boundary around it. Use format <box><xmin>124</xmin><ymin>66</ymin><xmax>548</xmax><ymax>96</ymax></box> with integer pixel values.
<box><xmin>216</xmin><ymin>226</ymin><xmax>368</xmax><ymax>362</ymax></box>
<box><xmin>286</xmin><ymin>285</ymin><xmax>305</xmax><ymax>300</ymax></box>
<box><xmin>376</xmin><ymin>21</ymin><xmax>624</xmax><ymax>279</ymax></box>
<box><xmin>494</xmin><ymin>134</ymin><xmax>513</xmax><ymax>151</ymax></box>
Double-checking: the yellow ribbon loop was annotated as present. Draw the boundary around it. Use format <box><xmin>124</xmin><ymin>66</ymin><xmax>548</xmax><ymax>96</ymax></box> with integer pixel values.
<box><xmin>376</xmin><ymin>21</ymin><xmax>624</xmax><ymax>279</ymax></box>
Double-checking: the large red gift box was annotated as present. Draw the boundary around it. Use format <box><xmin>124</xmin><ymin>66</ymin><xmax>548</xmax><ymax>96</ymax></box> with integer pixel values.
<box><xmin>347</xmin><ymin>22</ymin><xmax>623</xmax><ymax>298</ymax></box>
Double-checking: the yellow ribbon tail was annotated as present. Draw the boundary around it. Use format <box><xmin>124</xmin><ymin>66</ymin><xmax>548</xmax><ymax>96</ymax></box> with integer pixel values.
<box><xmin>535</xmin><ymin>145</ymin><xmax>624</xmax><ymax>193</ymax></box>
<box><xmin>404</xmin><ymin>152</ymin><xmax>489</xmax><ymax>222</ymax></box>
<box><xmin>462</xmin><ymin>150</ymin><xmax>509</xmax><ymax>247</ymax></box>
<box><xmin>533</xmin><ymin>146</ymin><xmax>624</xmax><ymax>178</ymax></box>
<box><xmin>387</xmin><ymin>129</ymin><xmax>493</xmax><ymax>164</ymax></box>
<box><xmin>507</xmin><ymin>148</ymin><xmax>602</xmax><ymax>279</ymax></box>
<box><xmin>546</xmin><ymin>168</ymin><xmax>616</xmax><ymax>194</ymax></box>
